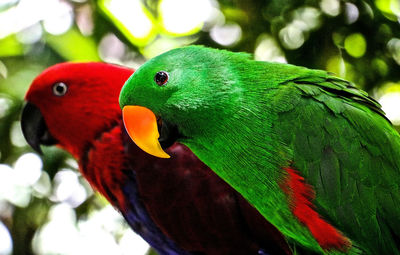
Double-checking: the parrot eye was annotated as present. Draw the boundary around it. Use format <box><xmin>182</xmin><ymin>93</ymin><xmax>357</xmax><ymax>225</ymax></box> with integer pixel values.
<box><xmin>52</xmin><ymin>82</ymin><xmax>68</xmax><ymax>96</ymax></box>
<box><xmin>154</xmin><ymin>71</ymin><xmax>169</xmax><ymax>86</ymax></box>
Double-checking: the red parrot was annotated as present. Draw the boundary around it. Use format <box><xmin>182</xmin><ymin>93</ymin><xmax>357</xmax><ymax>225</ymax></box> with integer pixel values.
<box><xmin>21</xmin><ymin>62</ymin><xmax>293</xmax><ymax>255</ymax></box>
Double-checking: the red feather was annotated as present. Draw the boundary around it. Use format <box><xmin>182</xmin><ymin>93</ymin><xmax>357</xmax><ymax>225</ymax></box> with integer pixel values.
<box><xmin>282</xmin><ymin>167</ymin><xmax>351</xmax><ymax>251</ymax></box>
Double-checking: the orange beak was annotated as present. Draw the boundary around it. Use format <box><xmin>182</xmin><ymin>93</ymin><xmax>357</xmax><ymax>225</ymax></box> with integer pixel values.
<box><xmin>122</xmin><ymin>106</ymin><xmax>170</xmax><ymax>158</ymax></box>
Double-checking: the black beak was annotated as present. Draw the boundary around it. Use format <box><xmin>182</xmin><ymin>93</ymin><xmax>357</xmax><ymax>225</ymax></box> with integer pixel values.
<box><xmin>21</xmin><ymin>102</ymin><xmax>57</xmax><ymax>154</ymax></box>
<box><xmin>157</xmin><ymin>118</ymin><xmax>182</xmax><ymax>150</ymax></box>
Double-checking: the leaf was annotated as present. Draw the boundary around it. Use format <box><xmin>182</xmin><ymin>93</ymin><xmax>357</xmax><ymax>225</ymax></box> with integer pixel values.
<box><xmin>0</xmin><ymin>35</ymin><xmax>24</xmax><ymax>57</ymax></box>
<box><xmin>45</xmin><ymin>27</ymin><xmax>101</xmax><ymax>61</ymax></box>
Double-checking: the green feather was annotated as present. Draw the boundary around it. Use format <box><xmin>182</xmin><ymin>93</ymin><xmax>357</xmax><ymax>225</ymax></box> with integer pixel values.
<box><xmin>119</xmin><ymin>46</ymin><xmax>400</xmax><ymax>254</ymax></box>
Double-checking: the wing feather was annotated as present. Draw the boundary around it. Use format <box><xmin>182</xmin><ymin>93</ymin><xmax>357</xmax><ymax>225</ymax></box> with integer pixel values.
<box><xmin>272</xmin><ymin>76</ymin><xmax>400</xmax><ymax>254</ymax></box>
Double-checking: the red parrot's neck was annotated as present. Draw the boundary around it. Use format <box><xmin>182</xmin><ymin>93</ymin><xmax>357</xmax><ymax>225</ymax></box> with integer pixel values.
<box><xmin>78</xmin><ymin>120</ymin><xmax>129</xmax><ymax>210</ymax></box>
<box><xmin>76</xmin><ymin>120</ymin><xmax>193</xmax><ymax>254</ymax></box>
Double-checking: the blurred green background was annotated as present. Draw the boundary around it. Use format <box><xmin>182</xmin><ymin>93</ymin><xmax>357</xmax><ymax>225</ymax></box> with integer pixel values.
<box><xmin>0</xmin><ymin>0</ymin><xmax>399</xmax><ymax>254</ymax></box>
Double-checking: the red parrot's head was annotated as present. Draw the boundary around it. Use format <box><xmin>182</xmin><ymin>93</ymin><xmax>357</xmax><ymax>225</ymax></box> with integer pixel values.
<box><xmin>21</xmin><ymin>62</ymin><xmax>134</xmax><ymax>158</ymax></box>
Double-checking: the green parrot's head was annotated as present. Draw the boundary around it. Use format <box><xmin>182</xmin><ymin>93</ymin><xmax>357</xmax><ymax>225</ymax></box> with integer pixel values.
<box><xmin>119</xmin><ymin>45</ymin><xmax>251</xmax><ymax>158</ymax></box>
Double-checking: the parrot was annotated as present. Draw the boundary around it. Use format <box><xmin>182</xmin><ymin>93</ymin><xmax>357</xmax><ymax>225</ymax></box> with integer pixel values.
<box><xmin>20</xmin><ymin>62</ymin><xmax>298</xmax><ymax>255</ymax></box>
<box><xmin>119</xmin><ymin>45</ymin><xmax>400</xmax><ymax>255</ymax></box>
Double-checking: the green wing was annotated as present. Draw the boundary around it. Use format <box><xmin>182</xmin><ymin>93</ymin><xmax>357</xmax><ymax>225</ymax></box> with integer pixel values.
<box><xmin>272</xmin><ymin>75</ymin><xmax>400</xmax><ymax>254</ymax></box>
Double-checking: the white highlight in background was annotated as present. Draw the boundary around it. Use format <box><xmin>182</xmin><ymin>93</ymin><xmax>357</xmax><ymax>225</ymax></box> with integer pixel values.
<box><xmin>255</xmin><ymin>35</ymin><xmax>287</xmax><ymax>63</ymax></box>
<box><xmin>32</xmin><ymin>203</ymin><xmax>80</xmax><ymax>255</ymax></box>
<box><xmin>160</xmin><ymin>0</ymin><xmax>213</xmax><ymax>34</ymax></box>
<box><xmin>14</xmin><ymin>153</ymin><xmax>43</xmax><ymax>186</ymax></box>
<box><xmin>210</xmin><ymin>23</ymin><xmax>241</xmax><ymax>46</ymax></box>
<box><xmin>379</xmin><ymin>92</ymin><xmax>400</xmax><ymax>125</ymax></box>
<box><xmin>42</xmin><ymin>0</ymin><xmax>73</xmax><ymax>35</ymax></box>
<box><xmin>53</xmin><ymin>169</ymin><xmax>87</xmax><ymax>208</ymax></box>
<box><xmin>104</xmin><ymin>0</ymin><xmax>153</xmax><ymax>39</ymax></box>
<box><xmin>0</xmin><ymin>0</ymin><xmax>73</xmax><ymax>38</ymax></box>
<box><xmin>120</xmin><ymin>230</ymin><xmax>150</xmax><ymax>255</ymax></box>
<box><xmin>0</xmin><ymin>221</ymin><xmax>12</xmax><ymax>255</ymax></box>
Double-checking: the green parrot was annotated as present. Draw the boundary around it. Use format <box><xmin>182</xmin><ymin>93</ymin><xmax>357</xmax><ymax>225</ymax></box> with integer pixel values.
<box><xmin>119</xmin><ymin>46</ymin><xmax>400</xmax><ymax>255</ymax></box>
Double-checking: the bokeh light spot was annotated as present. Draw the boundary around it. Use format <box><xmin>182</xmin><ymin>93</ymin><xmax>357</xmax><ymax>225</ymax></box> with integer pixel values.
<box><xmin>254</xmin><ymin>34</ymin><xmax>286</xmax><ymax>63</ymax></box>
<box><xmin>279</xmin><ymin>25</ymin><xmax>304</xmax><ymax>50</ymax></box>
<box><xmin>344</xmin><ymin>33</ymin><xmax>367</xmax><ymax>58</ymax></box>
<box><xmin>77</xmin><ymin>205</ymin><xmax>143</xmax><ymax>255</ymax></box>
<box><xmin>379</xmin><ymin>90</ymin><xmax>400</xmax><ymax>125</ymax></box>
<box><xmin>78</xmin><ymin>220</ymin><xmax>121</xmax><ymax>255</ymax></box>
<box><xmin>0</xmin><ymin>154</ymin><xmax>42</xmax><ymax>207</ymax></box>
<box><xmin>14</xmin><ymin>153</ymin><xmax>43</xmax><ymax>186</ymax></box>
<box><xmin>75</xmin><ymin>4</ymin><xmax>94</xmax><ymax>36</ymax></box>
<box><xmin>0</xmin><ymin>164</ymin><xmax>13</xmax><ymax>200</ymax></box>
<box><xmin>0</xmin><ymin>221</ymin><xmax>12</xmax><ymax>255</ymax></box>
<box><xmin>320</xmin><ymin>0</ymin><xmax>340</xmax><ymax>16</ymax></box>
<box><xmin>53</xmin><ymin>169</ymin><xmax>87</xmax><ymax>208</ymax></box>
<box><xmin>10</xmin><ymin>121</ymin><xmax>27</xmax><ymax>147</ymax></box>
<box><xmin>375</xmin><ymin>0</ymin><xmax>400</xmax><ymax>20</ymax></box>
<box><xmin>99</xmin><ymin>33</ymin><xmax>126</xmax><ymax>64</ymax></box>
<box><xmin>0</xmin><ymin>61</ymin><xmax>7</xmax><ymax>78</ymax></box>
<box><xmin>70</xmin><ymin>0</ymin><xmax>88</xmax><ymax>4</ymax></box>
<box><xmin>387</xmin><ymin>38</ymin><xmax>400</xmax><ymax>65</ymax></box>
<box><xmin>141</xmin><ymin>35</ymin><xmax>198</xmax><ymax>59</ymax></box>
<box><xmin>16</xmin><ymin>23</ymin><xmax>43</xmax><ymax>44</ymax></box>
<box><xmin>278</xmin><ymin>7</ymin><xmax>321</xmax><ymax>50</ymax></box>
<box><xmin>372</xmin><ymin>58</ymin><xmax>389</xmax><ymax>76</ymax></box>
<box><xmin>119</xmin><ymin>230</ymin><xmax>150</xmax><ymax>255</ymax></box>
<box><xmin>294</xmin><ymin>7</ymin><xmax>321</xmax><ymax>30</ymax></box>
<box><xmin>42</xmin><ymin>1</ymin><xmax>74</xmax><ymax>35</ymax></box>
<box><xmin>326</xmin><ymin>56</ymin><xmax>346</xmax><ymax>77</ymax></box>
<box><xmin>32</xmin><ymin>203</ymin><xmax>79</xmax><ymax>255</ymax></box>
<box><xmin>0</xmin><ymin>0</ymin><xmax>18</xmax><ymax>8</ymax></box>
<box><xmin>101</xmin><ymin>0</ymin><xmax>154</xmax><ymax>40</ymax></box>
<box><xmin>0</xmin><ymin>96</ymin><xmax>12</xmax><ymax>118</ymax></box>
<box><xmin>210</xmin><ymin>23</ymin><xmax>242</xmax><ymax>46</ymax></box>
<box><xmin>345</xmin><ymin>3</ymin><xmax>359</xmax><ymax>24</ymax></box>
<box><xmin>160</xmin><ymin>0</ymin><xmax>213</xmax><ymax>35</ymax></box>
<box><xmin>32</xmin><ymin>172</ymin><xmax>52</xmax><ymax>198</ymax></box>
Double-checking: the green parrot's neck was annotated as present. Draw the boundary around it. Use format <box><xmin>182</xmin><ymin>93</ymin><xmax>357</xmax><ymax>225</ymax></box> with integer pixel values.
<box><xmin>177</xmin><ymin>59</ymin><xmax>318</xmax><ymax>168</ymax></box>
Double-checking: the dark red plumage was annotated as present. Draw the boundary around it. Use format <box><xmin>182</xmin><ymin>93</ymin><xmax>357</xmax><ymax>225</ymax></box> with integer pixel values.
<box><xmin>24</xmin><ymin>62</ymin><xmax>292</xmax><ymax>255</ymax></box>
<box><xmin>125</xmin><ymin>136</ymin><xmax>291</xmax><ymax>254</ymax></box>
